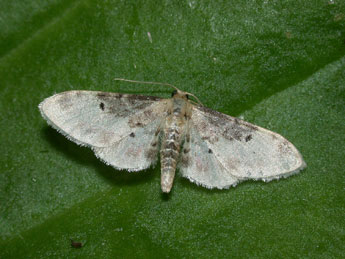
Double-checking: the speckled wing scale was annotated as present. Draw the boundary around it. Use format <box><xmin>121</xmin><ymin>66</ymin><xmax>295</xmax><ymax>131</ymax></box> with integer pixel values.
<box><xmin>180</xmin><ymin>106</ymin><xmax>306</xmax><ymax>189</ymax></box>
<box><xmin>39</xmin><ymin>91</ymin><xmax>168</xmax><ymax>171</ymax></box>
<box><xmin>39</xmin><ymin>86</ymin><xmax>306</xmax><ymax>193</ymax></box>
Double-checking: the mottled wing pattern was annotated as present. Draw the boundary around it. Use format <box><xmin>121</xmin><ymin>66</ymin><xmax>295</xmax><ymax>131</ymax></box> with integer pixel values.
<box><xmin>39</xmin><ymin>90</ymin><xmax>169</xmax><ymax>170</ymax></box>
<box><xmin>180</xmin><ymin>106</ymin><xmax>306</xmax><ymax>189</ymax></box>
<box><xmin>179</xmin><ymin>125</ymin><xmax>239</xmax><ymax>189</ymax></box>
<box><xmin>93</xmin><ymin>118</ymin><xmax>162</xmax><ymax>171</ymax></box>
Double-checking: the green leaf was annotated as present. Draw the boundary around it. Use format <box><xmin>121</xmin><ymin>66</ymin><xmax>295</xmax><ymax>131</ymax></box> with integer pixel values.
<box><xmin>1</xmin><ymin>0</ymin><xmax>344</xmax><ymax>257</ymax></box>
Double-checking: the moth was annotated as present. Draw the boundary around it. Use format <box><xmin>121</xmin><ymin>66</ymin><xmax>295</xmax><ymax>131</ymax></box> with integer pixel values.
<box><xmin>39</xmin><ymin>79</ymin><xmax>306</xmax><ymax>193</ymax></box>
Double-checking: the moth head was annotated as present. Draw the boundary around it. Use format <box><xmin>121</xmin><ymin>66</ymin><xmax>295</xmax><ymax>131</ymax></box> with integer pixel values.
<box><xmin>171</xmin><ymin>90</ymin><xmax>189</xmax><ymax>100</ymax></box>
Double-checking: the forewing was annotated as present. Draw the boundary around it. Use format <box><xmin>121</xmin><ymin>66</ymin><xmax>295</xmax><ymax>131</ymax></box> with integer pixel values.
<box><xmin>186</xmin><ymin>106</ymin><xmax>305</xmax><ymax>184</ymax></box>
<box><xmin>179</xmin><ymin>125</ymin><xmax>239</xmax><ymax>189</ymax></box>
<box><xmin>39</xmin><ymin>90</ymin><xmax>167</xmax><ymax>147</ymax></box>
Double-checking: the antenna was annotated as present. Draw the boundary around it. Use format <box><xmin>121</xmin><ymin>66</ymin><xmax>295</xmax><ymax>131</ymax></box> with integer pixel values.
<box><xmin>114</xmin><ymin>78</ymin><xmax>203</xmax><ymax>105</ymax></box>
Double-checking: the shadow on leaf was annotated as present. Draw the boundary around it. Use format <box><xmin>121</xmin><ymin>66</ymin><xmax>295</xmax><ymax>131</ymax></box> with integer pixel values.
<box><xmin>41</xmin><ymin>126</ymin><xmax>156</xmax><ymax>188</ymax></box>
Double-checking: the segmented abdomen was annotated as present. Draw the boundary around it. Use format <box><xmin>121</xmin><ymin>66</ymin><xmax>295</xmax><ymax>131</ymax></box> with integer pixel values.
<box><xmin>161</xmin><ymin>126</ymin><xmax>181</xmax><ymax>172</ymax></box>
<box><xmin>160</xmin><ymin>100</ymin><xmax>188</xmax><ymax>193</ymax></box>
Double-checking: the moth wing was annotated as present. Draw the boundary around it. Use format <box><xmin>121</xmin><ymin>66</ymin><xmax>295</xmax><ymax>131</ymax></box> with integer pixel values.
<box><xmin>180</xmin><ymin>105</ymin><xmax>306</xmax><ymax>188</ymax></box>
<box><xmin>93</xmin><ymin>117</ymin><xmax>162</xmax><ymax>171</ymax></box>
<box><xmin>39</xmin><ymin>91</ymin><xmax>169</xmax><ymax>171</ymax></box>
<box><xmin>179</xmin><ymin>125</ymin><xmax>239</xmax><ymax>189</ymax></box>
<box><xmin>39</xmin><ymin>90</ymin><xmax>167</xmax><ymax>147</ymax></box>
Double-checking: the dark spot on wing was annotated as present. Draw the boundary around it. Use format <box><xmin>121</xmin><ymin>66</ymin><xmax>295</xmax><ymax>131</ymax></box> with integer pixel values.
<box><xmin>208</xmin><ymin>148</ymin><xmax>213</xmax><ymax>154</ymax></box>
<box><xmin>71</xmin><ymin>240</ymin><xmax>82</xmax><ymax>248</ymax></box>
<box><xmin>245</xmin><ymin>134</ymin><xmax>252</xmax><ymax>142</ymax></box>
<box><xmin>136</xmin><ymin>122</ymin><xmax>143</xmax><ymax>127</ymax></box>
<box><xmin>185</xmin><ymin>134</ymin><xmax>190</xmax><ymax>143</ymax></box>
<box><xmin>151</xmin><ymin>141</ymin><xmax>157</xmax><ymax>147</ymax></box>
<box><xmin>100</xmin><ymin>102</ymin><xmax>105</xmax><ymax>110</ymax></box>
<box><xmin>130</xmin><ymin>132</ymin><xmax>135</xmax><ymax>137</ymax></box>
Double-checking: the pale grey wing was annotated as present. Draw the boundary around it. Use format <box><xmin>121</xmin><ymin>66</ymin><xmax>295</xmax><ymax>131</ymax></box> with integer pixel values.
<box><xmin>181</xmin><ymin>106</ymin><xmax>306</xmax><ymax>187</ymax></box>
<box><xmin>179</xmin><ymin>125</ymin><xmax>239</xmax><ymax>189</ymax></box>
<box><xmin>39</xmin><ymin>90</ymin><xmax>169</xmax><ymax>171</ymax></box>
<box><xmin>93</xmin><ymin>117</ymin><xmax>162</xmax><ymax>171</ymax></box>
<box><xmin>39</xmin><ymin>90</ymin><xmax>167</xmax><ymax>148</ymax></box>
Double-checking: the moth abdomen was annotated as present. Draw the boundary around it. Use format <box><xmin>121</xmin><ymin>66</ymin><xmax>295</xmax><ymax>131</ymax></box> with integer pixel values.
<box><xmin>161</xmin><ymin>153</ymin><xmax>178</xmax><ymax>165</ymax></box>
<box><xmin>161</xmin><ymin>143</ymin><xmax>180</xmax><ymax>192</ymax></box>
<box><xmin>161</xmin><ymin>155</ymin><xmax>179</xmax><ymax>193</ymax></box>
<box><xmin>160</xmin><ymin>98</ymin><xmax>189</xmax><ymax>192</ymax></box>
<box><xmin>161</xmin><ymin>148</ymin><xmax>179</xmax><ymax>157</ymax></box>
